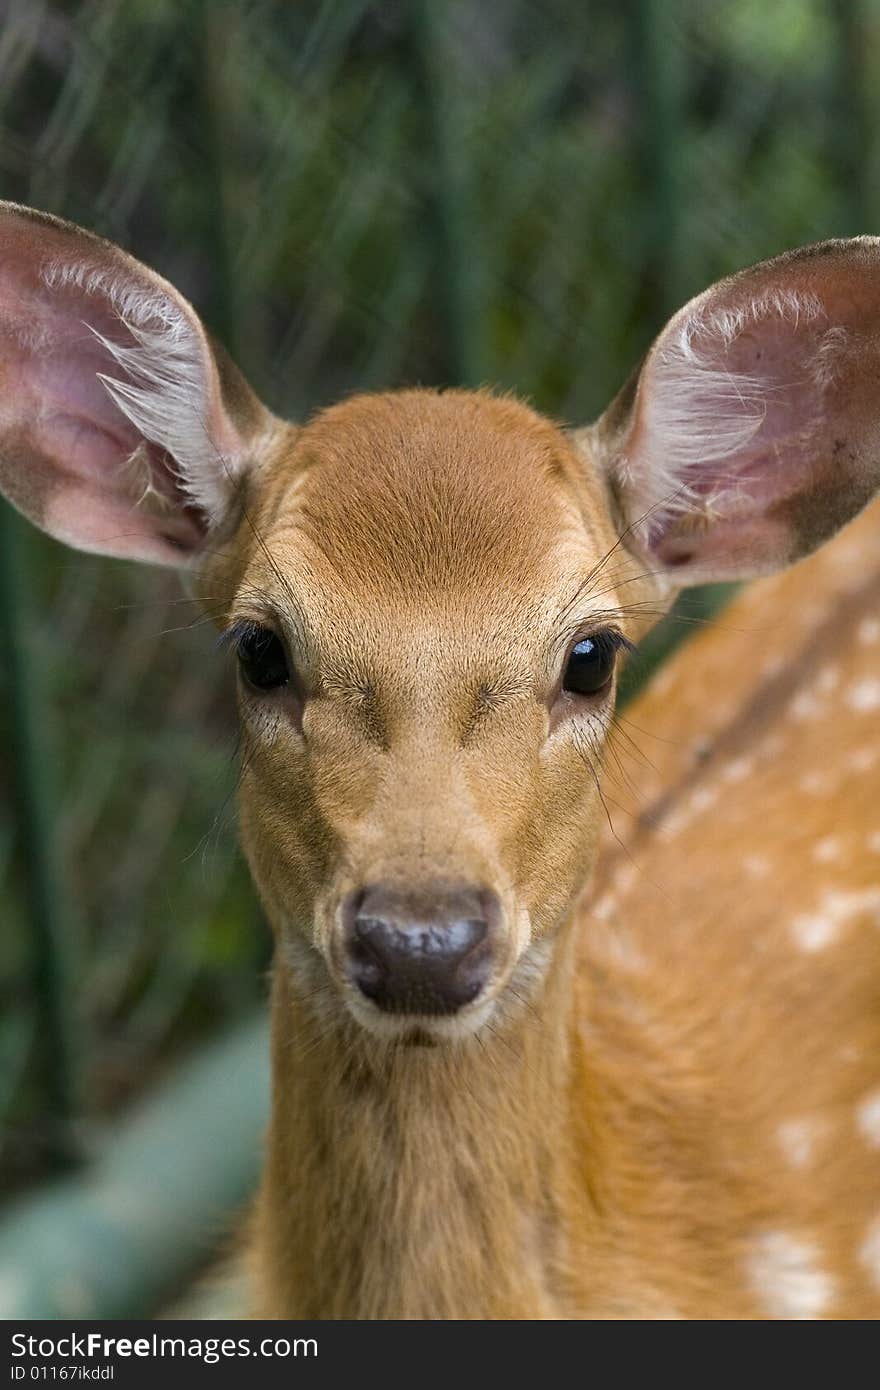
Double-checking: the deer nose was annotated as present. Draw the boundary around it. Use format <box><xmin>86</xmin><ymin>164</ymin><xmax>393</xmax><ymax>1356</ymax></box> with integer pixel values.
<box><xmin>343</xmin><ymin>882</ymin><xmax>498</xmax><ymax>1016</ymax></box>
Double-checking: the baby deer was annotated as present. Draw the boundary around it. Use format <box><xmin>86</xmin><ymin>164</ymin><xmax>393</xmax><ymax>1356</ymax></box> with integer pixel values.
<box><xmin>0</xmin><ymin>203</ymin><xmax>878</xmax><ymax>1318</ymax></box>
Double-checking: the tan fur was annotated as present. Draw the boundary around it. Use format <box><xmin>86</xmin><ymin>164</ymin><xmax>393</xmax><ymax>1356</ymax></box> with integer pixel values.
<box><xmin>193</xmin><ymin>389</ymin><xmax>666</xmax><ymax>1318</ymax></box>
<box><xmin>585</xmin><ymin>497</ymin><xmax>880</xmax><ymax>1319</ymax></box>
<box><xmin>200</xmin><ymin>396</ymin><xmax>879</xmax><ymax>1320</ymax></box>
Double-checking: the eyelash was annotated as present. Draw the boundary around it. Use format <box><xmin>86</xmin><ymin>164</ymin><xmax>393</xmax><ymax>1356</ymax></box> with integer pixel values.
<box><xmin>218</xmin><ymin>618</ymin><xmax>266</xmax><ymax>654</ymax></box>
<box><xmin>574</xmin><ymin>628</ymin><xmax>634</xmax><ymax>656</ymax></box>
<box><xmin>562</xmin><ymin>628</ymin><xmax>635</xmax><ymax>675</ymax></box>
<box><xmin>220</xmin><ymin>618</ymin><xmax>293</xmax><ymax>695</ymax></box>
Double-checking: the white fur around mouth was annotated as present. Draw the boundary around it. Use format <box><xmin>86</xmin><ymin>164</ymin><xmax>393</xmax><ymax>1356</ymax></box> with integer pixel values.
<box><xmin>343</xmin><ymin>989</ymin><xmax>499</xmax><ymax>1043</ymax></box>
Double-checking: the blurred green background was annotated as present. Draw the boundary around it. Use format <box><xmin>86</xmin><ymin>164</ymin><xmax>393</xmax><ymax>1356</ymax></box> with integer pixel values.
<box><xmin>0</xmin><ymin>0</ymin><xmax>877</xmax><ymax>1314</ymax></box>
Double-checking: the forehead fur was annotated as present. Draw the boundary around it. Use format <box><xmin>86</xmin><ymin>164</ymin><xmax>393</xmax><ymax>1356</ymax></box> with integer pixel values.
<box><xmin>254</xmin><ymin>389</ymin><xmax>608</xmax><ymax>599</ymax></box>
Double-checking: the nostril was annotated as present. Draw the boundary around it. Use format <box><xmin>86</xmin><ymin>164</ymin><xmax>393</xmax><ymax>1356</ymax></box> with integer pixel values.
<box><xmin>347</xmin><ymin>919</ymin><xmax>386</xmax><ymax>992</ymax></box>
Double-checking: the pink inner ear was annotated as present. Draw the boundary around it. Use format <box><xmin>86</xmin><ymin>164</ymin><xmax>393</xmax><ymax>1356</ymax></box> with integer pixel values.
<box><xmin>646</xmin><ymin>317</ymin><xmax>826</xmax><ymax>574</ymax></box>
<box><xmin>626</xmin><ymin>268</ymin><xmax>879</xmax><ymax>582</ymax></box>
<box><xmin>0</xmin><ymin>220</ymin><xmax>209</xmax><ymax>564</ymax></box>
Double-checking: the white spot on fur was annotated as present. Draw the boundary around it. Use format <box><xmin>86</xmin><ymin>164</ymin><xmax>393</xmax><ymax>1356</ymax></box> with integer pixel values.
<box><xmin>743</xmin><ymin>854</ymin><xmax>771</xmax><ymax>880</ymax></box>
<box><xmin>791</xmin><ymin>689</ymin><xmax>824</xmax><ymax>721</ymax></box>
<box><xmin>777</xmin><ymin>1118</ymin><xmax>820</xmax><ymax>1169</ymax></box>
<box><xmin>789</xmin><ymin>666</ymin><xmax>839</xmax><ymax>722</ymax></box>
<box><xmin>658</xmin><ymin>804</ymin><xmax>693</xmax><ymax>841</ymax></box>
<box><xmin>812</xmin><ymin>837</ymin><xmax>842</xmax><ymax>864</ymax></box>
<box><xmin>857</xmin><ymin>617</ymin><xmax>880</xmax><ymax>646</ymax></box>
<box><xmin>762</xmin><ymin>655</ymin><xmax>786</xmax><ymax>680</ymax></box>
<box><xmin>849</xmin><ymin>747</ymin><xmax>878</xmax><ymax>775</ymax></box>
<box><xmin>791</xmin><ymin>910</ymin><xmax>838</xmax><ymax>953</ymax></box>
<box><xmin>689</xmin><ymin>785</ymin><xmax>718</xmax><ymax>813</ymax></box>
<box><xmin>799</xmin><ymin>769</ymin><xmax>835</xmax><ymax>796</ymax></box>
<box><xmin>816</xmin><ymin>665</ymin><xmax>840</xmax><ymax>694</ymax></box>
<box><xmin>791</xmin><ymin>887</ymin><xmax>880</xmax><ymax>952</ymax></box>
<box><xmin>613</xmin><ymin>862</ymin><xmax>639</xmax><ymax>896</ymax></box>
<box><xmin>847</xmin><ymin>679</ymin><xmax>880</xmax><ymax>713</ymax></box>
<box><xmin>857</xmin><ymin>1090</ymin><xmax>880</xmax><ymax>1148</ymax></box>
<box><xmin>858</xmin><ymin>1215</ymin><xmax>880</xmax><ymax>1292</ymax></box>
<box><xmin>717</xmin><ymin>761</ymin><xmax>750</xmax><ymax>783</ymax></box>
<box><xmin>593</xmin><ymin>895</ymin><xmax>616</xmax><ymax>923</ymax></box>
<box><xmin>746</xmin><ymin>1231</ymin><xmax>833</xmax><ymax>1319</ymax></box>
<box><xmin>723</xmin><ymin>756</ymin><xmax>753</xmax><ymax>783</ymax></box>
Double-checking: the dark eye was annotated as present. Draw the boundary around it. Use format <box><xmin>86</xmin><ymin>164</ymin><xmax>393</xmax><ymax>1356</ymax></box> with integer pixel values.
<box><xmin>236</xmin><ymin>623</ymin><xmax>289</xmax><ymax>691</ymax></box>
<box><xmin>562</xmin><ymin>632</ymin><xmax>623</xmax><ymax>697</ymax></box>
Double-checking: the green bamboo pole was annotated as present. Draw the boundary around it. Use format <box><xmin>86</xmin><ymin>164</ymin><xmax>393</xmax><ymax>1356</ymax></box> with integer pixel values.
<box><xmin>0</xmin><ymin>1015</ymin><xmax>269</xmax><ymax>1319</ymax></box>
<box><xmin>0</xmin><ymin>503</ymin><xmax>78</xmax><ymax>1163</ymax></box>
<box><xmin>627</xmin><ymin>0</ymin><xmax>687</xmax><ymax>322</ymax></box>
<box><xmin>827</xmin><ymin>0</ymin><xmax>871</xmax><ymax>235</ymax></box>
<box><xmin>191</xmin><ymin>0</ymin><xmax>242</xmax><ymax>359</ymax></box>
<box><xmin>409</xmin><ymin>0</ymin><xmax>489</xmax><ymax>387</ymax></box>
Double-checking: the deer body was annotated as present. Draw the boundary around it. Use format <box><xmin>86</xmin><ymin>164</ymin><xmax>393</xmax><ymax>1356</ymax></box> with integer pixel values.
<box><xmin>252</xmin><ymin>507</ymin><xmax>880</xmax><ymax>1322</ymax></box>
<box><xmin>582</xmin><ymin>497</ymin><xmax>880</xmax><ymax>1320</ymax></box>
<box><xmin>1</xmin><ymin>204</ymin><xmax>880</xmax><ymax>1317</ymax></box>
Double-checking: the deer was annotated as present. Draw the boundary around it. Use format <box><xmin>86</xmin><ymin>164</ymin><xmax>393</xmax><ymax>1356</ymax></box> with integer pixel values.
<box><xmin>0</xmin><ymin>202</ymin><xmax>878</xmax><ymax>1319</ymax></box>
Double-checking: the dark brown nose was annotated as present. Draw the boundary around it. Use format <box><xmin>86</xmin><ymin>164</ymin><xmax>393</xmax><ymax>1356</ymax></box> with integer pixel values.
<box><xmin>343</xmin><ymin>882</ymin><xmax>498</xmax><ymax>1016</ymax></box>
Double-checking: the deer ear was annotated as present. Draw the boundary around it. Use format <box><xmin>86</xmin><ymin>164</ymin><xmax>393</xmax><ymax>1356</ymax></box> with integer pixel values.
<box><xmin>586</xmin><ymin>239</ymin><xmax>880</xmax><ymax>585</ymax></box>
<box><xmin>0</xmin><ymin>202</ymin><xmax>276</xmax><ymax>566</ymax></box>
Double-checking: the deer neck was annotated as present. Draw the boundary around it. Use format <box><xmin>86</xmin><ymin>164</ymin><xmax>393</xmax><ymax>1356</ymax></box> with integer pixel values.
<box><xmin>252</xmin><ymin>924</ymin><xmax>588</xmax><ymax>1319</ymax></box>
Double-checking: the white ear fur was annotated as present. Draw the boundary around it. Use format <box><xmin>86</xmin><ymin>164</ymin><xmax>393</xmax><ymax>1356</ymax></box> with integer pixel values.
<box><xmin>588</xmin><ymin>238</ymin><xmax>880</xmax><ymax>584</ymax></box>
<box><xmin>0</xmin><ymin>202</ymin><xmax>275</xmax><ymax>565</ymax></box>
<box><xmin>628</xmin><ymin>288</ymin><xmax>835</xmax><ymax>540</ymax></box>
<box><xmin>41</xmin><ymin>258</ymin><xmax>244</xmax><ymax>529</ymax></box>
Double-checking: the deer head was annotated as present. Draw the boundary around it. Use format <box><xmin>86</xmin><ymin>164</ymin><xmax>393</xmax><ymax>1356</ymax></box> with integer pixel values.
<box><xmin>2</xmin><ymin>203</ymin><xmax>879</xmax><ymax>1044</ymax></box>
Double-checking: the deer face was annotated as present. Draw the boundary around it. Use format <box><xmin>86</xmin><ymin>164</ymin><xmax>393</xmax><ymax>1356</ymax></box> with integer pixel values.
<box><xmin>2</xmin><ymin>205</ymin><xmax>880</xmax><ymax>1043</ymax></box>
<box><xmin>205</xmin><ymin>390</ymin><xmax>653</xmax><ymax>1040</ymax></box>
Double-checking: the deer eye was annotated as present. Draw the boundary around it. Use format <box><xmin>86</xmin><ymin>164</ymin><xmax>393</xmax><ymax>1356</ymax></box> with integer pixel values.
<box><xmin>562</xmin><ymin>632</ymin><xmax>627</xmax><ymax>697</ymax></box>
<box><xmin>235</xmin><ymin>623</ymin><xmax>290</xmax><ymax>691</ymax></box>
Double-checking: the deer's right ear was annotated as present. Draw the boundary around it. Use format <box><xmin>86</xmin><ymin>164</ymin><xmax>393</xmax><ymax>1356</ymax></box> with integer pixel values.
<box><xmin>0</xmin><ymin>202</ymin><xmax>277</xmax><ymax>566</ymax></box>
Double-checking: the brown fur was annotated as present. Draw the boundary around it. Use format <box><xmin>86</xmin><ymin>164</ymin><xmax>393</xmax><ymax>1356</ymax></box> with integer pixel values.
<box><xmin>585</xmin><ymin>498</ymin><xmax>880</xmax><ymax>1318</ymax></box>
<box><xmin>194</xmin><ymin>389</ymin><xmax>668</xmax><ymax>1318</ymax></box>
<box><xmin>200</xmin><ymin>396</ymin><xmax>879</xmax><ymax>1319</ymax></box>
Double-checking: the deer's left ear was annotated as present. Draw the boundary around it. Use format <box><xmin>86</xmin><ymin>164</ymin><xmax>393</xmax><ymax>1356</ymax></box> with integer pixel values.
<box><xmin>582</xmin><ymin>239</ymin><xmax>880</xmax><ymax>585</ymax></box>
